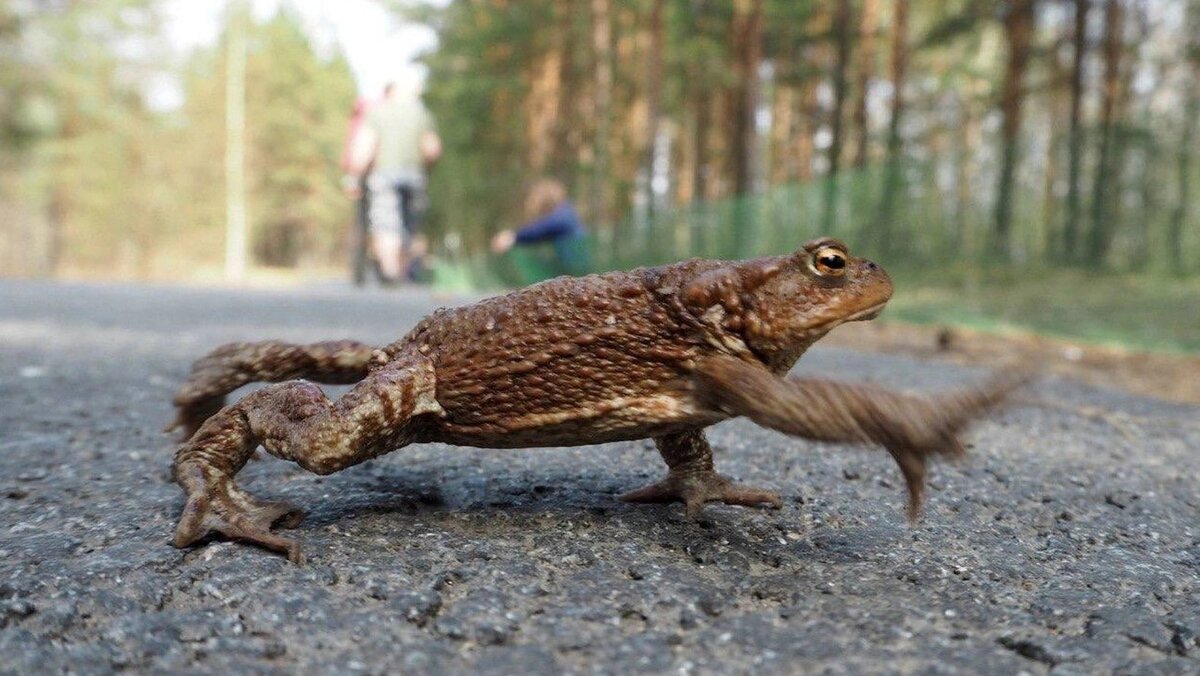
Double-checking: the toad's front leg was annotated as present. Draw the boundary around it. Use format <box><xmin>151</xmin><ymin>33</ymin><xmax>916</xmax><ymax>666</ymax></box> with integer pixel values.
<box><xmin>694</xmin><ymin>355</ymin><xmax>1028</xmax><ymax>519</ymax></box>
<box><xmin>172</xmin><ymin>355</ymin><xmax>443</xmax><ymax>563</ymax></box>
<box><xmin>620</xmin><ymin>431</ymin><xmax>783</xmax><ymax>516</ymax></box>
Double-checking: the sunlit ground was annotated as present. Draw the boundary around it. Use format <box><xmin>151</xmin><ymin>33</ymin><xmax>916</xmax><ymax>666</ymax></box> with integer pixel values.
<box><xmin>885</xmin><ymin>267</ymin><xmax>1200</xmax><ymax>354</ymax></box>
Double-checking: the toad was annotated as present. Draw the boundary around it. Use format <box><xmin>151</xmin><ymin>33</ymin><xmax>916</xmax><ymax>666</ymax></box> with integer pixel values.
<box><xmin>169</xmin><ymin>238</ymin><xmax>1024</xmax><ymax>562</ymax></box>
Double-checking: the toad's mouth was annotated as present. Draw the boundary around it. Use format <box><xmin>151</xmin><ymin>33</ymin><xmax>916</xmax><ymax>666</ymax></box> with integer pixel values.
<box><xmin>813</xmin><ymin>300</ymin><xmax>889</xmax><ymax>332</ymax></box>
<box><xmin>850</xmin><ymin>301</ymin><xmax>888</xmax><ymax>322</ymax></box>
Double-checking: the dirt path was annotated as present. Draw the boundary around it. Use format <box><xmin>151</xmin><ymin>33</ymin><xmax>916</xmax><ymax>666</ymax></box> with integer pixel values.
<box><xmin>829</xmin><ymin>320</ymin><xmax>1200</xmax><ymax>405</ymax></box>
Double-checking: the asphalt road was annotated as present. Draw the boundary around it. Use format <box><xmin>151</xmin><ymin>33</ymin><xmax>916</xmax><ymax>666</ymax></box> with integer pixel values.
<box><xmin>2</xmin><ymin>279</ymin><xmax>1198</xmax><ymax>675</ymax></box>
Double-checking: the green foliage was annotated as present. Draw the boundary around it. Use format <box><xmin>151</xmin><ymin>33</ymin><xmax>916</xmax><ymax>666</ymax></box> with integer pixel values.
<box><xmin>153</xmin><ymin>9</ymin><xmax>357</xmax><ymax>272</ymax></box>
<box><xmin>1</xmin><ymin>0</ymin><xmax>1198</xmax><ymax>321</ymax></box>
<box><xmin>919</xmin><ymin>0</ymin><xmax>997</xmax><ymax>49</ymax></box>
<box><xmin>0</xmin><ymin>3</ymin><xmax>356</xmax><ymax>277</ymax></box>
<box><xmin>0</xmin><ymin>0</ymin><xmax>172</xmax><ymax>273</ymax></box>
<box><xmin>423</xmin><ymin>0</ymin><xmax>1198</xmax><ymax>282</ymax></box>
<box><xmin>420</xmin><ymin>0</ymin><xmax>548</xmax><ymax>250</ymax></box>
<box><xmin>246</xmin><ymin>13</ymin><xmax>357</xmax><ymax>266</ymax></box>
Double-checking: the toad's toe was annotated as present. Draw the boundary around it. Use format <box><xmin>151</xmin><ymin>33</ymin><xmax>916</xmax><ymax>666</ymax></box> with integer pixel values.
<box><xmin>173</xmin><ymin>465</ymin><xmax>306</xmax><ymax>563</ymax></box>
<box><xmin>621</xmin><ymin>471</ymin><xmax>781</xmax><ymax>517</ymax></box>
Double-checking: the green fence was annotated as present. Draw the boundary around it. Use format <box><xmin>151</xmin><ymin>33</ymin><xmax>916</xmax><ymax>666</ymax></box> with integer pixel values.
<box><xmin>435</xmin><ymin>158</ymin><xmax>1200</xmax><ymax>291</ymax></box>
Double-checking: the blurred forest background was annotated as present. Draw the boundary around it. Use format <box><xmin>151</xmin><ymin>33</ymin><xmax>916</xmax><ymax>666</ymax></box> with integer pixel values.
<box><xmin>1</xmin><ymin>0</ymin><xmax>1198</xmax><ymax>350</ymax></box>
<box><xmin>426</xmin><ymin>0</ymin><xmax>1199</xmax><ymax>275</ymax></box>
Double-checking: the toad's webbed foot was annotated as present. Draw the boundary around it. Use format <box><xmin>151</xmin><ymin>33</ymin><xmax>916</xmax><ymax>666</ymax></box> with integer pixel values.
<box><xmin>621</xmin><ymin>471</ymin><xmax>782</xmax><ymax>517</ymax></box>
<box><xmin>174</xmin><ymin>463</ymin><xmax>307</xmax><ymax>563</ymax></box>
<box><xmin>623</xmin><ymin>431</ymin><xmax>782</xmax><ymax>517</ymax></box>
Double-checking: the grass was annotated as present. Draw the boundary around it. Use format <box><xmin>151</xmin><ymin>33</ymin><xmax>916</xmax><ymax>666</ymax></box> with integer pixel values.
<box><xmin>884</xmin><ymin>266</ymin><xmax>1200</xmax><ymax>355</ymax></box>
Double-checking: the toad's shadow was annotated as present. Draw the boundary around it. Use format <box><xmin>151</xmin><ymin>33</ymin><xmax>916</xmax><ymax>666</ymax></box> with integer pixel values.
<box><xmin>289</xmin><ymin>461</ymin><xmax>903</xmax><ymax>566</ymax></box>
<box><xmin>298</xmin><ymin>462</ymin><xmax>660</xmax><ymax>525</ymax></box>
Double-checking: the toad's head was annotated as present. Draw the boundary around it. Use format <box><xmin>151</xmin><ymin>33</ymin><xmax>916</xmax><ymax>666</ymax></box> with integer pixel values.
<box><xmin>683</xmin><ymin>238</ymin><xmax>893</xmax><ymax>371</ymax></box>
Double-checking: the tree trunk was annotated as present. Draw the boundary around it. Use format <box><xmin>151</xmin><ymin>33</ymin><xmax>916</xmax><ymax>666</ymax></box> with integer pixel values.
<box><xmin>795</xmin><ymin>80</ymin><xmax>818</xmax><ymax>182</ymax></box>
<box><xmin>46</xmin><ymin>187</ymin><xmax>65</xmax><ymax>276</ymax></box>
<box><xmin>726</xmin><ymin>0</ymin><xmax>763</xmax><ymax>256</ymax></box>
<box><xmin>639</xmin><ymin>0</ymin><xmax>665</xmax><ymax>214</ymax></box>
<box><xmin>1063</xmin><ymin>0</ymin><xmax>1089</xmax><ymax>262</ymax></box>
<box><xmin>852</xmin><ymin>0</ymin><xmax>880</xmax><ymax>168</ymax></box>
<box><xmin>991</xmin><ymin>0</ymin><xmax>1035</xmax><ymax>260</ymax></box>
<box><xmin>675</xmin><ymin>77</ymin><xmax>699</xmax><ymax>205</ymax></box>
<box><xmin>526</xmin><ymin>32</ymin><xmax>564</xmax><ymax>174</ymax></box>
<box><xmin>708</xmin><ymin>88</ymin><xmax>731</xmax><ymax>201</ymax></box>
<box><xmin>1126</xmin><ymin>6</ymin><xmax>1155</xmax><ymax>269</ymax></box>
<box><xmin>821</xmin><ymin>0</ymin><xmax>853</xmax><ymax>234</ymax></box>
<box><xmin>875</xmin><ymin>0</ymin><xmax>909</xmax><ymax>254</ymax></box>
<box><xmin>1086</xmin><ymin>0</ymin><xmax>1124</xmax><ymax>264</ymax></box>
<box><xmin>694</xmin><ymin>84</ymin><xmax>712</xmax><ymax>203</ymax></box>
<box><xmin>769</xmin><ymin>84</ymin><xmax>795</xmax><ymax>186</ymax></box>
<box><xmin>591</xmin><ymin>0</ymin><xmax>613</xmax><ymax>228</ymax></box>
<box><xmin>551</xmin><ymin>0</ymin><xmax>578</xmax><ymax>180</ymax></box>
<box><xmin>1169</xmin><ymin>97</ymin><xmax>1197</xmax><ymax>275</ymax></box>
<box><xmin>693</xmin><ymin>84</ymin><xmax>713</xmax><ymax>254</ymax></box>
<box><xmin>953</xmin><ymin>95</ymin><xmax>982</xmax><ymax>254</ymax></box>
<box><xmin>1041</xmin><ymin>32</ymin><xmax>1070</xmax><ymax>259</ymax></box>
<box><xmin>612</xmin><ymin>4</ymin><xmax>643</xmax><ymax>225</ymax></box>
<box><xmin>729</xmin><ymin>0</ymin><xmax>764</xmax><ymax>196</ymax></box>
<box><xmin>1169</xmin><ymin>3</ymin><xmax>1200</xmax><ymax>274</ymax></box>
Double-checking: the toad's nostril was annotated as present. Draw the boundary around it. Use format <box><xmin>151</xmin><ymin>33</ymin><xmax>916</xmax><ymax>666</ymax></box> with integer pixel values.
<box><xmin>864</xmin><ymin>260</ymin><xmax>879</xmax><ymax>271</ymax></box>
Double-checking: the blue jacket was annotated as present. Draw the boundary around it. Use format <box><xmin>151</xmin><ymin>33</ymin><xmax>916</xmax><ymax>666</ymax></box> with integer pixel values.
<box><xmin>515</xmin><ymin>201</ymin><xmax>586</xmax><ymax>244</ymax></box>
<box><xmin>514</xmin><ymin>201</ymin><xmax>589</xmax><ymax>275</ymax></box>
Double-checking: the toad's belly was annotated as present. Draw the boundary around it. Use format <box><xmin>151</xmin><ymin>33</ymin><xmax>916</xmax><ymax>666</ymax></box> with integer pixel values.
<box><xmin>429</xmin><ymin>393</ymin><xmax>726</xmax><ymax>448</ymax></box>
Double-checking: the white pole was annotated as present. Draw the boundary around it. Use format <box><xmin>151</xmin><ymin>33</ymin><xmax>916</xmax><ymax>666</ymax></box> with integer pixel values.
<box><xmin>224</xmin><ymin>0</ymin><xmax>248</xmax><ymax>282</ymax></box>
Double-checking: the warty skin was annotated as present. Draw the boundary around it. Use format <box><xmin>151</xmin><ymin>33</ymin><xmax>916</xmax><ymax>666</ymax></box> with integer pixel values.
<box><xmin>169</xmin><ymin>238</ymin><xmax>1024</xmax><ymax>563</ymax></box>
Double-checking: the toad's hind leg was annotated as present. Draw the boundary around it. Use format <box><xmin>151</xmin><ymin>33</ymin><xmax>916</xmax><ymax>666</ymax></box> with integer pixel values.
<box><xmin>620</xmin><ymin>431</ymin><xmax>783</xmax><ymax>517</ymax></box>
<box><xmin>172</xmin><ymin>355</ymin><xmax>442</xmax><ymax>563</ymax></box>
<box><xmin>169</xmin><ymin>340</ymin><xmax>378</xmax><ymax>440</ymax></box>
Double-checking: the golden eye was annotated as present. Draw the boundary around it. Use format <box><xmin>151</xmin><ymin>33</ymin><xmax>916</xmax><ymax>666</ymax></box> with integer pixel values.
<box><xmin>811</xmin><ymin>246</ymin><xmax>847</xmax><ymax>277</ymax></box>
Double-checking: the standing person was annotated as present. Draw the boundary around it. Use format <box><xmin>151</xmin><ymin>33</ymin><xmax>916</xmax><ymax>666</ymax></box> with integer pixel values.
<box><xmin>346</xmin><ymin>75</ymin><xmax>441</xmax><ymax>284</ymax></box>
<box><xmin>339</xmin><ymin>98</ymin><xmax>372</xmax><ymax>177</ymax></box>
<box><xmin>491</xmin><ymin>178</ymin><xmax>589</xmax><ymax>279</ymax></box>
<box><xmin>340</xmin><ymin>98</ymin><xmax>374</xmax><ymax>285</ymax></box>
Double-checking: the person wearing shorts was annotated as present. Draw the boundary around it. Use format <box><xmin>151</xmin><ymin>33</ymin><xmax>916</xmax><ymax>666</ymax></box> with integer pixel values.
<box><xmin>347</xmin><ymin>77</ymin><xmax>441</xmax><ymax>284</ymax></box>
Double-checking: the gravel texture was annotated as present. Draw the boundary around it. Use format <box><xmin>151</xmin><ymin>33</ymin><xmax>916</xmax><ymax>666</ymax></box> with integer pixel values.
<box><xmin>1</xmin><ymin>279</ymin><xmax>1198</xmax><ymax>674</ymax></box>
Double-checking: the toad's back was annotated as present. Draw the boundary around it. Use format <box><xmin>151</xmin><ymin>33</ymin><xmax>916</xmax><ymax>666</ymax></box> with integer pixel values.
<box><xmin>393</xmin><ymin>264</ymin><xmax>726</xmax><ymax>447</ymax></box>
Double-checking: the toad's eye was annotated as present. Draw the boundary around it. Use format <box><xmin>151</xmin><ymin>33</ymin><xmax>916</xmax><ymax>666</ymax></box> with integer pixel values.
<box><xmin>811</xmin><ymin>247</ymin><xmax>847</xmax><ymax>277</ymax></box>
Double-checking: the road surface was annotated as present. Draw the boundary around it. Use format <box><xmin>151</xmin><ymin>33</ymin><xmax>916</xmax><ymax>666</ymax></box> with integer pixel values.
<box><xmin>1</xmin><ymin>279</ymin><xmax>1198</xmax><ymax>674</ymax></box>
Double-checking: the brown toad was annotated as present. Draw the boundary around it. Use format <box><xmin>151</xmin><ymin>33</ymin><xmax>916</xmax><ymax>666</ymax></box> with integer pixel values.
<box><xmin>169</xmin><ymin>238</ymin><xmax>1023</xmax><ymax>562</ymax></box>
